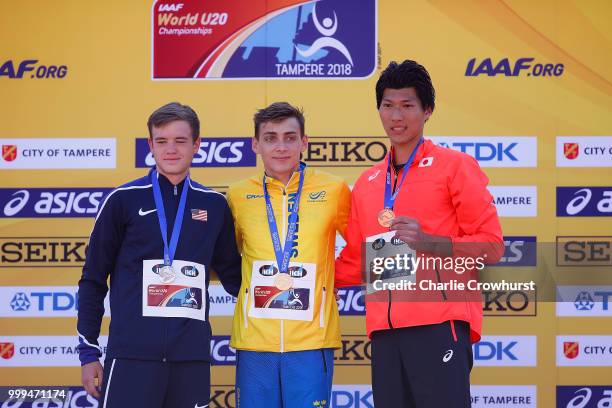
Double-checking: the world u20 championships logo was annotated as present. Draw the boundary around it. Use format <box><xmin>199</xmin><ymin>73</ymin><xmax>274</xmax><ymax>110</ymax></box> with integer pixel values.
<box><xmin>152</xmin><ymin>0</ymin><xmax>377</xmax><ymax>79</ymax></box>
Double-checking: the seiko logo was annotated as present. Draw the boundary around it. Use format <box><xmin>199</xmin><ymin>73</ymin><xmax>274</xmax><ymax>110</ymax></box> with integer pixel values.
<box><xmin>209</xmin><ymin>386</ymin><xmax>235</xmax><ymax>408</ymax></box>
<box><xmin>482</xmin><ymin>290</ymin><xmax>536</xmax><ymax>316</ymax></box>
<box><xmin>0</xmin><ymin>238</ymin><xmax>88</xmax><ymax>267</ymax></box>
<box><xmin>556</xmin><ymin>236</ymin><xmax>612</xmax><ymax>266</ymax></box>
<box><xmin>303</xmin><ymin>137</ymin><xmax>388</xmax><ymax>167</ymax></box>
<box><xmin>334</xmin><ymin>335</ymin><xmax>371</xmax><ymax>365</ymax></box>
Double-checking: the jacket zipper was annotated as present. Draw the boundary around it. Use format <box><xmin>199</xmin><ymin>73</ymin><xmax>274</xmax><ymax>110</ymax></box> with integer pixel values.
<box><xmin>174</xmin><ymin>184</ymin><xmax>177</xmax><ymax>196</ymax></box>
<box><xmin>387</xmin><ymin>290</ymin><xmax>393</xmax><ymax>329</ymax></box>
<box><xmin>280</xmin><ymin>186</ymin><xmax>287</xmax><ymax>353</ymax></box>
<box><xmin>435</xmin><ymin>266</ymin><xmax>448</xmax><ymax>301</ymax></box>
<box><xmin>320</xmin><ymin>287</ymin><xmax>326</xmax><ymax>328</ymax></box>
<box><xmin>242</xmin><ymin>288</ymin><xmax>249</xmax><ymax>328</ymax></box>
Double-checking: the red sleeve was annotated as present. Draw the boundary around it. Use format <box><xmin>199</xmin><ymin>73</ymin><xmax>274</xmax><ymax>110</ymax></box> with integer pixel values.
<box><xmin>334</xmin><ymin>184</ymin><xmax>364</xmax><ymax>287</ymax></box>
<box><xmin>448</xmin><ymin>155</ymin><xmax>504</xmax><ymax>263</ymax></box>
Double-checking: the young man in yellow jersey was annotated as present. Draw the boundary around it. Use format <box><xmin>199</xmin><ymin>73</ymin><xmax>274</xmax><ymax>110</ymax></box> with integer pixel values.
<box><xmin>227</xmin><ymin>102</ymin><xmax>350</xmax><ymax>408</ymax></box>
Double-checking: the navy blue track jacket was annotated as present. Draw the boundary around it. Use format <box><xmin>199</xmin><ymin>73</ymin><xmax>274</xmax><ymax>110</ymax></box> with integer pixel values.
<box><xmin>77</xmin><ymin>169</ymin><xmax>241</xmax><ymax>365</ymax></box>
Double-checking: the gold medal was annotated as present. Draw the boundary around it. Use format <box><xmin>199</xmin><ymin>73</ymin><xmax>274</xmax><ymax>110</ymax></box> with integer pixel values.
<box><xmin>377</xmin><ymin>208</ymin><xmax>395</xmax><ymax>228</ymax></box>
<box><xmin>274</xmin><ymin>273</ymin><xmax>294</xmax><ymax>291</ymax></box>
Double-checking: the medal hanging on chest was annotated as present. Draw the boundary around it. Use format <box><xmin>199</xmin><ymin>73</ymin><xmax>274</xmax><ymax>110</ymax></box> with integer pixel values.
<box><xmin>152</xmin><ymin>170</ymin><xmax>189</xmax><ymax>284</ymax></box>
<box><xmin>263</xmin><ymin>163</ymin><xmax>306</xmax><ymax>290</ymax></box>
<box><xmin>381</xmin><ymin>139</ymin><xmax>423</xmax><ymax>227</ymax></box>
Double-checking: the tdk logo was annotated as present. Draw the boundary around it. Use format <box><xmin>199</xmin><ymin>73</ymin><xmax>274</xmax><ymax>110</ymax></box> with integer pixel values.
<box><xmin>574</xmin><ymin>292</ymin><xmax>595</xmax><ymax>311</ymax></box>
<box><xmin>210</xmin><ymin>336</ymin><xmax>236</xmax><ymax>365</ymax></box>
<box><xmin>493</xmin><ymin>236</ymin><xmax>537</xmax><ymax>267</ymax></box>
<box><xmin>465</xmin><ymin>57</ymin><xmax>564</xmax><ymax>77</ymax></box>
<box><xmin>0</xmin><ymin>59</ymin><xmax>68</xmax><ymax>79</ymax></box>
<box><xmin>135</xmin><ymin>138</ymin><xmax>256</xmax><ymax>167</ymax></box>
<box><xmin>0</xmin><ymin>188</ymin><xmax>111</xmax><ymax>218</ymax></box>
<box><xmin>10</xmin><ymin>293</ymin><xmax>31</xmax><ymax>311</ymax></box>
<box><xmin>331</xmin><ymin>386</ymin><xmax>374</xmax><ymax>408</ymax></box>
<box><xmin>10</xmin><ymin>291</ymin><xmax>78</xmax><ymax>312</ymax></box>
<box><xmin>557</xmin><ymin>187</ymin><xmax>612</xmax><ymax>216</ymax></box>
<box><xmin>430</xmin><ymin>137</ymin><xmax>537</xmax><ymax>167</ymax></box>
<box><xmin>473</xmin><ymin>336</ymin><xmax>536</xmax><ymax>366</ymax></box>
<box><xmin>336</xmin><ymin>286</ymin><xmax>365</xmax><ymax>316</ymax></box>
<box><xmin>474</xmin><ymin>341</ymin><xmax>517</xmax><ymax>360</ymax></box>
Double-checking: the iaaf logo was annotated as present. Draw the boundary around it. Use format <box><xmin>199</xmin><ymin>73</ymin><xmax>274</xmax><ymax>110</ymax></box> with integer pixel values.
<box><xmin>153</xmin><ymin>0</ymin><xmax>377</xmax><ymax>79</ymax></box>
<box><xmin>557</xmin><ymin>386</ymin><xmax>612</xmax><ymax>408</ymax></box>
<box><xmin>0</xmin><ymin>59</ymin><xmax>68</xmax><ymax>79</ymax></box>
<box><xmin>135</xmin><ymin>138</ymin><xmax>256</xmax><ymax>167</ymax></box>
<box><xmin>557</xmin><ymin>187</ymin><xmax>612</xmax><ymax>217</ymax></box>
<box><xmin>0</xmin><ymin>188</ymin><xmax>111</xmax><ymax>218</ymax></box>
<box><xmin>336</xmin><ymin>286</ymin><xmax>365</xmax><ymax>316</ymax></box>
<box><xmin>430</xmin><ymin>137</ymin><xmax>537</xmax><ymax>167</ymax></box>
<box><xmin>465</xmin><ymin>57</ymin><xmax>564</xmax><ymax>77</ymax></box>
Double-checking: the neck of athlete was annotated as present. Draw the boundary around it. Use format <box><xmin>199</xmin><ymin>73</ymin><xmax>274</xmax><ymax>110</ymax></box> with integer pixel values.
<box><xmin>392</xmin><ymin>136</ymin><xmax>422</xmax><ymax>165</ymax></box>
<box><xmin>266</xmin><ymin>163</ymin><xmax>300</xmax><ymax>186</ymax></box>
<box><xmin>157</xmin><ymin>168</ymin><xmax>189</xmax><ymax>186</ymax></box>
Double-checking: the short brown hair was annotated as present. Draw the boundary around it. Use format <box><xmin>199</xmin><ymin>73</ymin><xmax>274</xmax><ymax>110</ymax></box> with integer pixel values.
<box><xmin>253</xmin><ymin>102</ymin><xmax>305</xmax><ymax>139</ymax></box>
<box><xmin>147</xmin><ymin>102</ymin><xmax>200</xmax><ymax>142</ymax></box>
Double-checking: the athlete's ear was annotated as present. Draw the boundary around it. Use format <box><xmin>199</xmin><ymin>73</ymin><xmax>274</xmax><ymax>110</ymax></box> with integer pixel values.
<box><xmin>192</xmin><ymin>137</ymin><xmax>200</xmax><ymax>157</ymax></box>
<box><xmin>300</xmin><ymin>134</ymin><xmax>308</xmax><ymax>154</ymax></box>
<box><xmin>252</xmin><ymin>136</ymin><xmax>260</xmax><ymax>154</ymax></box>
<box><xmin>424</xmin><ymin>107</ymin><xmax>433</xmax><ymax>123</ymax></box>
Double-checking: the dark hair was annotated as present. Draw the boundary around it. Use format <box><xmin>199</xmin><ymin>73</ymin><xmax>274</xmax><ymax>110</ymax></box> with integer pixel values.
<box><xmin>375</xmin><ymin>60</ymin><xmax>435</xmax><ymax>111</ymax></box>
<box><xmin>253</xmin><ymin>102</ymin><xmax>305</xmax><ymax>139</ymax></box>
<box><xmin>147</xmin><ymin>102</ymin><xmax>200</xmax><ymax>141</ymax></box>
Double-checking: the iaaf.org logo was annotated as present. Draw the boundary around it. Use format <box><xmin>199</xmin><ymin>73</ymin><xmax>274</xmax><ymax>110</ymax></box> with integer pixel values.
<box><xmin>337</xmin><ymin>286</ymin><xmax>365</xmax><ymax>316</ymax></box>
<box><xmin>492</xmin><ymin>236</ymin><xmax>537</xmax><ymax>267</ymax></box>
<box><xmin>557</xmin><ymin>136</ymin><xmax>612</xmax><ymax>167</ymax></box>
<box><xmin>465</xmin><ymin>57</ymin><xmax>564</xmax><ymax>77</ymax></box>
<box><xmin>0</xmin><ymin>188</ymin><xmax>111</xmax><ymax>218</ymax></box>
<box><xmin>210</xmin><ymin>336</ymin><xmax>236</xmax><ymax>365</ymax></box>
<box><xmin>556</xmin><ymin>286</ymin><xmax>612</xmax><ymax>317</ymax></box>
<box><xmin>0</xmin><ymin>386</ymin><xmax>98</xmax><ymax>408</ymax></box>
<box><xmin>557</xmin><ymin>386</ymin><xmax>612</xmax><ymax>408</ymax></box>
<box><xmin>556</xmin><ymin>336</ymin><xmax>612</xmax><ymax>366</ymax></box>
<box><xmin>482</xmin><ymin>289</ymin><xmax>537</xmax><ymax>317</ymax></box>
<box><xmin>334</xmin><ymin>335</ymin><xmax>370</xmax><ymax>366</ymax></box>
<box><xmin>430</xmin><ymin>137</ymin><xmax>537</xmax><ymax>168</ymax></box>
<box><xmin>557</xmin><ymin>187</ymin><xmax>612</xmax><ymax>217</ymax></box>
<box><xmin>473</xmin><ymin>336</ymin><xmax>537</xmax><ymax>366</ymax></box>
<box><xmin>0</xmin><ymin>59</ymin><xmax>68</xmax><ymax>79</ymax></box>
<box><xmin>0</xmin><ymin>237</ymin><xmax>88</xmax><ymax>267</ymax></box>
<box><xmin>556</xmin><ymin>236</ymin><xmax>612</xmax><ymax>266</ymax></box>
<box><xmin>135</xmin><ymin>137</ymin><xmax>256</xmax><ymax>167</ymax></box>
<box><xmin>153</xmin><ymin>0</ymin><xmax>377</xmax><ymax>79</ymax></box>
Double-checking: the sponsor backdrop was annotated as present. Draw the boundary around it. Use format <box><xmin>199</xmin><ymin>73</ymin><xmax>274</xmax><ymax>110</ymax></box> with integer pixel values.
<box><xmin>1</xmin><ymin>0</ymin><xmax>611</xmax><ymax>407</ymax></box>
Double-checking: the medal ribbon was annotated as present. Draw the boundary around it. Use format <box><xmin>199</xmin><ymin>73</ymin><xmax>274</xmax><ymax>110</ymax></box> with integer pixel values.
<box><xmin>152</xmin><ymin>169</ymin><xmax>189</xmax><ymax>266</ymax></box>
<box><xmin>384</xmin><ymin>138</ymin><xmax>423</xmax><ymax>209</ymax></box>
<box><xmin>263</xmin><ymin>162</ymin><xmax>306</xmax><ymax>274</ymax></box>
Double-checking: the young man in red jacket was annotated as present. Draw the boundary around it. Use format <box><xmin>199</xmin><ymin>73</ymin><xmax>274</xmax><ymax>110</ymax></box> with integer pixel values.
<box><xmin>335</xmin><ymin>60</ymin><xmax>503</xmax><ymax>407</ymax></box>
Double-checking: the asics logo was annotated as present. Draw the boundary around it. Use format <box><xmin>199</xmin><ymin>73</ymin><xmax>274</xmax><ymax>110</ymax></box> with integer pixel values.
<box><xmin>138</xmin><ymin>208</ymin><xmax>157</xmax><ymax>216</ymax></box>
<box><xmin>442</xmin><ymin>349</ymin><xmax>453</xmax><ymax>363</ymax></box>
<box><xmin>194</xmin><ymin>404</ymin><xmax>208</xmax><ymax>408</ymax></box>
<box><xmin>368</xmin><ymin>170</ymin><xmax>381</xmax><ymax>182</ymax></box>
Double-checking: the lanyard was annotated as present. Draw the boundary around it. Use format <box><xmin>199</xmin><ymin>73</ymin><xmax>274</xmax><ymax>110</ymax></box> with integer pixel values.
<box><xmin>262</xmin><ymin>163</ymin><xmax>306</xmax><ymax>273</ymax></box>
<box><xmin>152</xmin><ymin>170</ymin><xmax>189</xmax><ymax>266</ymax></box>
<box><xmin>384</xmin><ymin>138</ymin><xmax>423</xmax><ymax>209</ymax></box>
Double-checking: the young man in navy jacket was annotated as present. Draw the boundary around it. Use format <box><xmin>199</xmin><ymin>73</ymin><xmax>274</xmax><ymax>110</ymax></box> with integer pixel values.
<box><xmin>77</xmin><ymin>102</ymin><xmax>241</xmax><ymax>408</ymax></box>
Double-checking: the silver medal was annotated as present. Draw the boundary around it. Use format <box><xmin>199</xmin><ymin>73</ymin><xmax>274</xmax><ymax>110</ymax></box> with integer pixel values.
<box><xmin>159</xmin><ymin>265</ymin><xmax>176</xmax><ymax>283</ymax></box>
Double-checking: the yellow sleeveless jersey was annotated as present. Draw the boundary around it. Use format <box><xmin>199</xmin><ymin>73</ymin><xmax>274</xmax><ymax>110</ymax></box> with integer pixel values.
<box><xmin>227</xmin><ymin>166</ymin><xmax>350</xmax><ymax>352</ymax></box>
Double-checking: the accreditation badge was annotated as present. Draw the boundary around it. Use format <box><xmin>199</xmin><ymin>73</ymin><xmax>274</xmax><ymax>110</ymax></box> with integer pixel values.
<box><xmin>365</xmin><ymin>231</ymin><xmax>417</xmax><ymax>294</ymax></box>
<box><xmin>248</xmin><ymin>260</ymin><xmax>316</xmax><ymax>321</ymax></box>
<box><xmin>142</xmin><ymin>259</ymin><xmax>207</xmax><ymax>321</ymax></box>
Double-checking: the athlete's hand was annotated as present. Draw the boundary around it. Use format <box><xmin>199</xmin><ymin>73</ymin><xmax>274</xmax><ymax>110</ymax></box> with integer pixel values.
<box><xmin>82</xmin><ymin>361</ymin><xmax>103</xmax><ymax>398</ymax></box>
<box><xmin>389</xmin><ymin>216</ymin><xmax>427</xmax><ymax>246</ymax></box>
